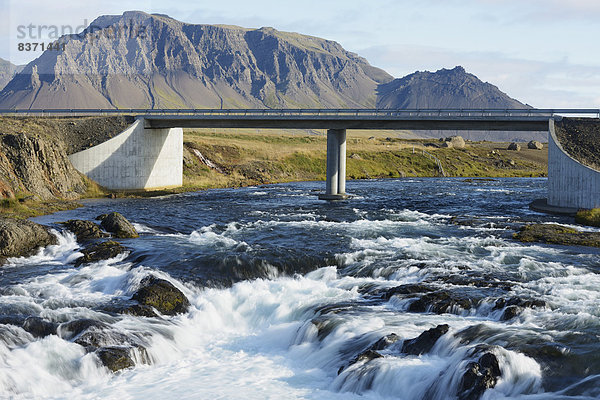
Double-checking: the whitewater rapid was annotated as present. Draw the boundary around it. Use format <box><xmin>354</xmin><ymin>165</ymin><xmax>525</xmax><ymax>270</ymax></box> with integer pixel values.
<box><xmin>1</xmin><ymin>179</ymin><xmax>599</xmax><ymax>399</ymax></box>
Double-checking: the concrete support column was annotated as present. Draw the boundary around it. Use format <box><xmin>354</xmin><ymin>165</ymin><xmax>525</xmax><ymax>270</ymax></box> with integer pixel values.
<box><xmin>337</xmin><ymin>129</ymin><xmax>346</xmax><ymax>194</ymax></box>
<box><xmin>320</xmin><ymin>129</ymin><xmax>349</xmax><ymax>200</ymax></box>
<box><xmin>325</xmin><ymin>129</ymin><xmax>339</xmax><ymax>196</ymax></box>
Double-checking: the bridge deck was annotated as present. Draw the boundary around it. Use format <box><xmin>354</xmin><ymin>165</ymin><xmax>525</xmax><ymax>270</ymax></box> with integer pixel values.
<box><xmin>2</xmin><ymin>108</ymin><xmax>599</xmax><ymax>131</ymax></box>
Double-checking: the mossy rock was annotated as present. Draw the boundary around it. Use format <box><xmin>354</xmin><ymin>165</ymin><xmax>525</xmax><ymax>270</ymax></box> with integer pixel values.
<box><xmin>131</xmin><ymin>276</ymin><xmax>190</xmax><ymax>316</ymax></box>
<box><xmin>514</xmin><ymin>224</ymin><xmax>600</xmax><ymax>247</ymax></box>
<box><xmin>96</xmin><ymin>346</ymin><xmax>135</xmax><ymax>372</ymax></box>
<box><xmin>575</xmin><ymin>208</ymin><xmax>600</xmax><ymax>228</ymax></box>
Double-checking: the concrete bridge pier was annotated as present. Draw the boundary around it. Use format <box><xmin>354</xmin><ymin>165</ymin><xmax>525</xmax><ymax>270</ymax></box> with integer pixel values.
<box><xmin>319</xmin><ymin>129</ymin><xmax>349</xmax><ymax>200</ymax></box>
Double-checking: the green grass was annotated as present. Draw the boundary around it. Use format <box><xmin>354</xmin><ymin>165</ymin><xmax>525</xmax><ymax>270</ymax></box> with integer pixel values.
<box><xmin>178</xmin><ymin>131</ymin><xmax>547</xmax><ymax>192</ymax></box>
<box><xmin>576</xmin><ymin>208</ymin><xmax>600</xmax><ymax>227</ymax></box>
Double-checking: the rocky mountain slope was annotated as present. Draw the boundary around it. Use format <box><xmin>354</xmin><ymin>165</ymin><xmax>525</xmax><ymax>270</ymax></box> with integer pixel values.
<box><xmin>0</xmin><ymin>58</ymin><xmax>21</xmax><ymax>91</ymax></box>
<box><xmin>377</xmin><ymin>66</ymin><xmax>527</xmax><ymax>109</ymax></box>
<box><xmin>0</xmin><ymin>11</ymin><xmax>391</xmax><ymax>109</ymax></box>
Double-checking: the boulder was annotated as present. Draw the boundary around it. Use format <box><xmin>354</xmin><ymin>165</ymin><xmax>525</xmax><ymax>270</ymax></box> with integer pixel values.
<box><xmin>60</xmin><ymin>220</ymin><xmax>108</xmax><ymax>241</ymax></box>
<box><xmin>97</xmin><ymin>212</ymin><xmax>139</xmax><ymax>238</ymax></box>
<box><xmin>0</xmin><ymin>218</ymin><xmax>57</xmax><ymax>259</ymax></box>
<box><xmin>402</xmin><ymin>324</ymin><xmax>449</xmax><ymax>355</ymax></box>
<box><xmin>96</xmin><ymin>346</ymin><xmax>135</xmax><ymax>372</ymax></box>
<box><xmin>459</xmin><ymin>352</ymin><xmax>501</xmax><ymax>400</ymax></box>
<box><xmin>338</xmin><ymin>349</ymin><xmax>383</xmax><ymax>374</ymax></box>
<box><xmin>22</xmin><ymin>317</ymin><xmax>57</xmax><ymax>338</ymax></box>
<box><xmin>507</xmin><ymin>142</ymin><xmax>521</xmax><ymax>151</ymax></box>
<box><xmin>131</xmin><ymin>275</ymin><xmax>190</xmax><ymax>316</ymax></box>
<box><xmin>370</xmin><ymin>333</ymin><xmax>401</xmax><ymax>351</ymax></box>
<box><xmin>74</xmin><ymin>241</ymin><xmax>128</xmax><ymax>267</ymax></box>
<box><xmin>442</xmin><ymin>136</ymin><xmax>466</xmax><ymax>149</ymax></box>
<box><xmin>528</xmin><ymin>140</ymin><xmax>543</xmax><ymax>150</ymax></box>
<box><xmin>58</xmin><ymin>319</ymin><xmax>112</xmax><ymax>341</ymax></box>
<box><xmin>493</xmin><ymin>297</ymin><xmax>546</xmax><ymax>321</ymax></box>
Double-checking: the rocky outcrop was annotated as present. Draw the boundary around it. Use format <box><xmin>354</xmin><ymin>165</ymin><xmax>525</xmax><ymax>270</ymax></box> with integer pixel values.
<box><xmin>61</xmin><ymin>220</ymin><xmax>108</xmax><ymax>241</ymax></box>
<box><xmin>74</xmin><ymin>241</ymin><xmax>128</xmax><ymax>267</ymax></box>
<box><xmin>507</xmin><ymin>142</ymin><xmax>521</xmax><ymax>151</ymax></box>
<box><xmin>338</xmin><ymin>349</ymin><xmax>383</xmax><ymax>374</ymax></box>
<box><xmin>459</xmin><ymin>352</ymin><xmax>501</xmax><ymax>400</ymax></box>
<box><xmin>97</xmin><ymin>212</ymin><xmax>139</xmax><ymax>238</ymax></box>
<box><xmin>402</xmin><ymin>324</ymin><xmax>449</xmax><ymax>355</ymax></box>
<box><xmin>0</xmin><ymin>132</ymin><xmax>87</xmax><ymax>200</ymax></box>
<box><xmin>22</xmin><ymin>317</ymin><xmax>57</xmax><ymax>338</ymax></box>
<box><xmin>0</xmin><ymin>218</ymin><xmax>57</xmax><ymax>259</ymax></box>
<box><xmin>131</xmin><ymin>275</ymin><xmax>190</xmax><ymax>316</ymax></box>
<box><xmin>58</xmin><ymin>318</ymin><xmax>149</xmax><ymax>372</ymax></box>
<box><xmin>528</xmin><ymin>140</ymin><xmax>543</xmax><ymax>150</ymax></box>
<box><xmin>514</xmin><ymin>224</ymin><xmax>600</xmax><ymax>247</ymax></box>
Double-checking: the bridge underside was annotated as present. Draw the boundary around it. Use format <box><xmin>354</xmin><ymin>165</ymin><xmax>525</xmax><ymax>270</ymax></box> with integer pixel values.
<box><xmin>143</xmin><ymin>116</ymin><xmax>550</xmax><ymax>131</ymax></box>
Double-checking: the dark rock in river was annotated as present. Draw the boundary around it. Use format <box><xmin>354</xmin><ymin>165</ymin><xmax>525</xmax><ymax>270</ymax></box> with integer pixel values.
<box><xmin>493</xmin><ymin>297</ymin><xmax>546</xmax><ymax>321</ymax></box>
<box><xmin>120</xmin><ymin>303</ymin><xmax>160</xmax><ymax>318</ymax></box>
<box><xmin>22</xmin><ymin>317</ymin><xmax>57</xmax><ymax>338</ymax></box>
<box><xmin>131</xmin><ymin>275</ymin><xmax>190</xmax><ymax>316</ymax></box>
<box><xmin>58</xmin><ymin>319</ymin><xmax>112</xmax><ymax>341</ymax></box>
<box><xmin>459</xmin><ymin>352</ymin><xmax>501</xmax><ymax>400</ymax></box>
<box><xmin>0</xmin><ymin>218</ymin><xmax>57</xmax><ymax>259</ymax></box>
<box><xmin>96</xmin><ymin>346</ymin><xmax>135</xmax><ymax>372</ymax></box>
<box><xmin>97</xmin><ymin>212</ymin><xmax>139</xmax><ymax>239</ymax></box>
<box><xmin>60</xmin><ymin>219</ymin><xmax>108</xmax><ymax>241</ymax></box>
<box><xmin>408</xmin><ymin>291</ymin><xmax>476</xmax><ymax>314</ymax></box>
<box><xmin>74</xmin><ymin>240</ymin><xmax>128</xmax><ymax>267</ymax></box>
<box><xmin>402</xmin><ymin>324</ymin><xmax>449</xmax><ymax>355</ymax></box>
<box><xmin>514</xmin><ymin>224</ymin><xmax>600</xmax><ymax>247</ymax></box>
<box><xmin>370</xmin><ymin>333</ymin><xmax>401</xmax><ymax>351</ymax></box>
<box><xmin>338</xmin><ymin>349</ymin><xmax>383</xmax><ymax>375</ymax></box>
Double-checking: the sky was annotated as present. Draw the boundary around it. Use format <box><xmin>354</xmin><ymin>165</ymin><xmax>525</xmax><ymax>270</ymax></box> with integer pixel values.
<box><xmin>1</xmin><ymin>0</ymin><xmax>599</xmax><ymax>108</ymax></box>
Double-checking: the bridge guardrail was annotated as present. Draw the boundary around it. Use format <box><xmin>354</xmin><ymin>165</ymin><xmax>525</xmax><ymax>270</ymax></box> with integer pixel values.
<box><xmin>0</xmin><ymin>108</ymin><xmax>598</xmax><ymax>117</ymax></box>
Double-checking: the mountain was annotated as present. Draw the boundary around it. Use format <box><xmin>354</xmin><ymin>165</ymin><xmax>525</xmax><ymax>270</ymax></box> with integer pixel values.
<box><xmin>0</xmin><ymin>11</ymin><xmax>391</xmax><ymax>109</ymax></box>
<box><xmin>377</xmin><ymin>66</ymin><xmax>527</xmax><ymax>109</ymax></box>
<box><xmin>0</xmin><ymin>58</ymin><xmax>22</xmax><ymax>91</ymax></box>
<box><xmin>377</xmin><ymin>67</ymin><xmax>544</xmax><ymax>141</ymax></box>
<box><xmin>0</xmin><ymin>12</ymin><xmax>543</xmax><ymax>140</ymax></box>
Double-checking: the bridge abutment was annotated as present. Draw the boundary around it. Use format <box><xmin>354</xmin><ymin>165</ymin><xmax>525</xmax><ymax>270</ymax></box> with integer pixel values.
<box><xmin>68</xmin><ymin>118</ymin><xmax>183</xmax><ymax>191</ymax></box>
<box><xmin>547</xmin><ymin>119</ymin><xmax>600</xmax><ymax>209</ymax></box>
<box><xmin>319</xmin><ymin>129</ymin><xmax>349</xmax><ymax>200</ymax></box>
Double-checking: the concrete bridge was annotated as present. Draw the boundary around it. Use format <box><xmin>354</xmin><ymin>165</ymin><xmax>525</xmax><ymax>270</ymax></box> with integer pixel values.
<box><xmin>2</xmin><ymin>108</ymin><xmax>599</xmax><ymax>208</ymax></box>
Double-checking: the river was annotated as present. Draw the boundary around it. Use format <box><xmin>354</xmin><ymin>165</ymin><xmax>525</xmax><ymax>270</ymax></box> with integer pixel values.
<box><xmin>1</xmin><ymin>178</ymin><xmax>599</xmax><ymax>399</ymax></box>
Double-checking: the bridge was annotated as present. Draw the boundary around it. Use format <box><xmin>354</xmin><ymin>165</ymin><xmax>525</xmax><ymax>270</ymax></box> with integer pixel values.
<box><xmin>2</xmin><ymin>108</ymin><xmax>599</xmax><ymax>207</ymax></box>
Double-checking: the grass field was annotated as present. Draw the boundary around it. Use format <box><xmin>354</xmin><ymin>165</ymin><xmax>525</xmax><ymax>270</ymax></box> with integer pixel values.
<box><xmin>179</xmin><ymin>128</ymin><xmax>548</xmax><ymax>191</ymax></box>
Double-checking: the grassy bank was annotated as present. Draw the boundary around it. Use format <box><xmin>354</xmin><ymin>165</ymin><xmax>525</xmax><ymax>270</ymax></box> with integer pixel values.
<box><xmin>180</xmin><ymin>129</ymin><xmax>548</xmax><ymax>190</ymax></box>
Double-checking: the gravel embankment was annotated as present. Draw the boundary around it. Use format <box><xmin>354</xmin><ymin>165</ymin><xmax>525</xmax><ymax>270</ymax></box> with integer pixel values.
<box><xmin>555</xmin><ymin>117</ymin><xmax>600</xmax><ymax>171</ymax></box>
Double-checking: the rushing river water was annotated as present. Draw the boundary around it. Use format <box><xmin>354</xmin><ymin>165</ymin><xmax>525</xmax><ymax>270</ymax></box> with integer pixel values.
<box><xmin>1</xmin><ymin>178</ymin><xmax>600</xmax><ymax>399</ymax></box>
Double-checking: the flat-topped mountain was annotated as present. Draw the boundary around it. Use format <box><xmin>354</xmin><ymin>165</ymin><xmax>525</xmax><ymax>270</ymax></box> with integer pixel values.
<box><xmin>0</xmin><ymin>11</ymin><xmax>391</xmax><ymax>109</ymax></box>
<box><xmin>0</xmin><ymin>12</ymin><xmax>537</xmax><ymax>141</ymax></box>
<box><xmin>377</xmin><ymin>66</ymin><xmax>528</xmax><ymax>109</ymax></box>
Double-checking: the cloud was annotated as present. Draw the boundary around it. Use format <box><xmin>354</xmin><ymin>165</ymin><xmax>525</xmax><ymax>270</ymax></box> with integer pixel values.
<box><xmin>360</xmin><ymin>44</ymin><xmax>600</xmax><ymax>108</ymax></box>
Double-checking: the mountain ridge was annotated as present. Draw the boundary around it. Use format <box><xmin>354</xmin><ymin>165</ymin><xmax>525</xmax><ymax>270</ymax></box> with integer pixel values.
<box><xmin>0</xmin><ymin>11</ymin><xmax>542</xmax><ymax>142</ymax></box>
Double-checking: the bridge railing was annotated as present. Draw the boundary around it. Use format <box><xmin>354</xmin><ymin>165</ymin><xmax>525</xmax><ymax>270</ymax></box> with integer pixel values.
<box><xmin>0</xmin><ymin>108</ymin><xmax>598</xmax><ymax>118</ymax></box>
